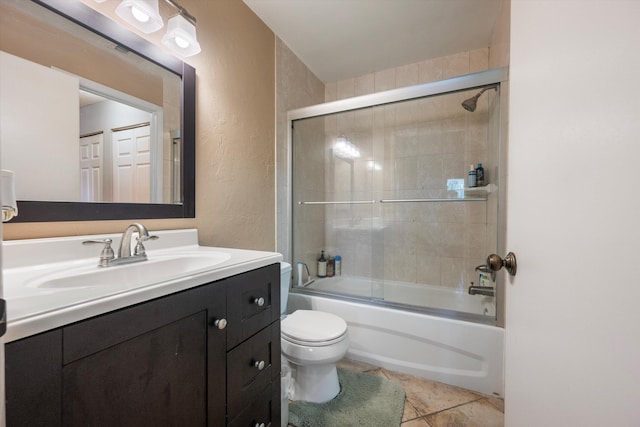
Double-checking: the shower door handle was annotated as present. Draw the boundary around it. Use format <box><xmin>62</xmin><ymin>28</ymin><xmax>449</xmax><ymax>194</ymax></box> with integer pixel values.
<box><xmin>486</xmin><ymin>252</ymin><xmax>517</xmax><ymax>276</ymax></box>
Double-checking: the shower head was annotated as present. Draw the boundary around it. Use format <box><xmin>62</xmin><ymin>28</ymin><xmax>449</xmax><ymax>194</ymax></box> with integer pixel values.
<box><xmin>461</xmin><ymin>84</ymin><xmax>498</xmax><ymax>112</ymax></box>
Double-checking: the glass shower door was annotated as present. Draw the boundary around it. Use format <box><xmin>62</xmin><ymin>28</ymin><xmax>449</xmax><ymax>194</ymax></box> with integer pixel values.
<box><xmin>291</xmin><ymin>109</ymin><xmax>377</xmax><ymax>300</ymax></box>
<box><xmin>372</xmin><ymin>87</ymin><xmax>501</xmax><ymax>319</ymax></box>
<box><xmin>289</xmin><ymin>71</ymin><xmax>503</xmax><ymax>323</ymax></box>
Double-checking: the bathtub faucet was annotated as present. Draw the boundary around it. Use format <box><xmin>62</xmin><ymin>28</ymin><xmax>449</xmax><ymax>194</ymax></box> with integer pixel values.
<box><xmin>468</xmin><ymin>285</ymin><xmax>495</xmax><ymax>297</ymax></box>
<box><xmin>475</xmin><ymin>263</ymin><xmax>496</xmax><ymax>282</ymax></box>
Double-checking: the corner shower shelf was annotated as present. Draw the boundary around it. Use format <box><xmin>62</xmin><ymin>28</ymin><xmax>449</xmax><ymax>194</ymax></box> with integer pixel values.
<box><xmin>464</xmin><ymin>183</ymin><xmax>497</xmax><ymax>196</ymax></box>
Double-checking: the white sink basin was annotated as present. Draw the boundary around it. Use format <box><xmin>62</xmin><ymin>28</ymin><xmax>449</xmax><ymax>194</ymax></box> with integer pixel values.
<box><xmin>2</xmin><ymin>229</ymin><xmax>283</xmax><ymax>343</ymax></box>
<box><xmin>26</xmin><ymin>251</ymin><xmax>232</xmax><ymax>290</ymax></box>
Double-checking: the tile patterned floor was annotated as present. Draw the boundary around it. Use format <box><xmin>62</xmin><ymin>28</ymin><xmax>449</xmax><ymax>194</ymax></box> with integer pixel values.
<box><xmin>287</xmin><ymin>358</ymin><xmax>504</xmax><ymax>427</ymax></box>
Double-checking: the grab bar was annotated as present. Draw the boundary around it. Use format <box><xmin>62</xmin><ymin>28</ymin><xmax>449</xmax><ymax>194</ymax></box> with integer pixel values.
<box><xmin>379</xmin><ymin>198</ymin><xmax>486</xmax><ymax>203</ymax></box>
<box><xmin>298</xmin><ymin>200</ymin><xmax>376</xmax><ymax>205</ymax></box>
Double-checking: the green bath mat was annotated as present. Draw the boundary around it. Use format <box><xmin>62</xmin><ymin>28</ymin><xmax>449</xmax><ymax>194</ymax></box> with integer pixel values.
<box><xmin>288</xmin><ymin>368</ymin><xmax>405</xmax><ymax>427</ymax></box>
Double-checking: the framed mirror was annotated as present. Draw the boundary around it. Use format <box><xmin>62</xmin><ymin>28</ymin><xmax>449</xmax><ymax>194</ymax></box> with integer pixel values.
<box><xmin>0</xmin><ymin>0</ymin><xmax>195</xmax><ymax>222</ymax></box>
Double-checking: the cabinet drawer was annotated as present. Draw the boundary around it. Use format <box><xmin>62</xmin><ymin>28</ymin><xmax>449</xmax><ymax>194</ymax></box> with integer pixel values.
<box><xmin>228</xmin><ymin>381</ymin><xmax>280</xmax><ymax>427</ymax></box>
<box><xmin>226</xmin><ymin>263</ymin><xmax>280</xmax><ymax>349</ymax></box>
<box><xmin>227</xmin><ymin>322</ymin><xmax>280</xmax><ymax>422</ymax></box>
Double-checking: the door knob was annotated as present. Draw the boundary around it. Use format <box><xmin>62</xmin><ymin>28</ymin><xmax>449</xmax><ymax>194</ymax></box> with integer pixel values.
<box><xmin>486</xmin><ymin>252</ymin><xmax>517</xmax><ymax>276</ymax></box>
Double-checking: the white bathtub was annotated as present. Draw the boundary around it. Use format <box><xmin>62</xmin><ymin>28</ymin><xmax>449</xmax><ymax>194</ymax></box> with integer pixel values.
<box><xmin>288</xmin><ymin>291</ymin><xmax>504</xmax><ymax>397</ymax></box>
<box><xmin>302</xmin><ymin>276</ymin><xmax>496</xmax><ymax>317</ymax></box>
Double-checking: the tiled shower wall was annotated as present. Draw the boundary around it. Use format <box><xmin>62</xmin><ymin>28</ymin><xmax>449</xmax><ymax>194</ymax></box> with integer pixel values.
<box><xmin>276</xmin><ymin>38</ymin><xmax>325</xmax><ymax>263</ymax></box>
<box><xmin>292</xmin><ymin>48</ymin><xmax>502</xmax><ymax>292</ymax></box>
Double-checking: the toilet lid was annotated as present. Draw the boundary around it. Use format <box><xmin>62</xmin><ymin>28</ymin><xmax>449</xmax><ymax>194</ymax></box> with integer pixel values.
<box><xmin>281</xmin><ymin>310</ymin><xmax>347</xmax><ymax>343</ymax></box>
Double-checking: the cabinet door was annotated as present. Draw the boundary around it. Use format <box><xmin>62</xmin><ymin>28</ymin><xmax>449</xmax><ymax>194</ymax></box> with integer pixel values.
<box><xmin>63</xmin><ymin>313</ymin><xmax>207</xmax><ymax>426</ymax></box>
<box><xmin>5</xmin><ymin>330</ymin><xmax>62</xmax><ymax>427</ymax></box>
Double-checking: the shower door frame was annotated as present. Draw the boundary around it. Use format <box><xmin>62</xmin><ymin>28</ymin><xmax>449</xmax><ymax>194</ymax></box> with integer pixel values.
<box><xmin>286</xmin><ymin>67</ymin><xmax>509</xmax><ymax>326</ymax></box>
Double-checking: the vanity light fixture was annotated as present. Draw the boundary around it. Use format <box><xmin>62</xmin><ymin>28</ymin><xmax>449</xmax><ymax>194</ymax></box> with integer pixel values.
<box><xmin>110</xmin><ymin>0</ymin><xmax>201</xmax><ymax>57</ymax></box>
<box><xmin>162</xmin><ymin>13</ymin><xmax>201</xmax><ymax>57</ymax></box>
<box><xmin>115</xmin><ymin>0</ymin><xmax>164</xmax><ymax>34</ymax></box>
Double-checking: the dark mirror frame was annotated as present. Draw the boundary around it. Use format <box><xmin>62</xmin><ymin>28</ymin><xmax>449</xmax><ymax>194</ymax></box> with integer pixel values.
<box><xmin>11</xmin><ymin>0</ymin><xmax>196</xmax><ymax>222</ymax></box>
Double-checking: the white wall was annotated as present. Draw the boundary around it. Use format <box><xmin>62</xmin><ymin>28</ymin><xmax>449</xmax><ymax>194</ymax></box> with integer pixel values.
<box><xmin>506</xmin><ymin>1</ymin><xmax>640</xmax><ymax>424</ymax></box>
<box><xmin>0</xmin><ymin>52</ymin><xmax>79</xmax><ymax>201</ymax></box>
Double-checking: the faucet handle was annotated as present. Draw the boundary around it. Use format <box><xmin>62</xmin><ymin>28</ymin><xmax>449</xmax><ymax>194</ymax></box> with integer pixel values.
<box><xmin>82</xmin><ymin>238</ymin><xmax>115</xmax><ymax>267</ymax></box>
<box><xmin>134</xmin><ymin>235</ymin><xmax>159</xmax><ymax>256</ymax></box>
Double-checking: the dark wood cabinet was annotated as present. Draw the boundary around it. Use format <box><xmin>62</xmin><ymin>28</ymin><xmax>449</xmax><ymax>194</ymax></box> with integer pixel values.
<box><xmin>5</xmin><ymin>263</ymin><xmax>281</xmax><ymax>427</ymax></box>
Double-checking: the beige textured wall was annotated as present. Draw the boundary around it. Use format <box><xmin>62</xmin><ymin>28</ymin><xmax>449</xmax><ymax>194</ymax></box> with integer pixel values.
<box><xmin>187</xmin><ymin>0</ymin><xmax>275</xmax><ymax>251</ymax></box>
<box><xmin>4</xmin><ymin>0</ymin><xmax>276</xmax><ymax>252</ymax></box>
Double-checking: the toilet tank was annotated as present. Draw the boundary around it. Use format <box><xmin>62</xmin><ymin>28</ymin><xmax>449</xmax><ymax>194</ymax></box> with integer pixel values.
<box><xmin>280</xmin><ymin>262</ymin><xmax>291</xmax><ymax>316</ymax></box>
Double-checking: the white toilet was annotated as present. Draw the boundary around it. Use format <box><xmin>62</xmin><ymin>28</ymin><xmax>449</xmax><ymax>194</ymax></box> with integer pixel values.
<box><xmin>280</xmin><ymin>262</ymin><xmax>349</xmax><ymax>403</ymax></box>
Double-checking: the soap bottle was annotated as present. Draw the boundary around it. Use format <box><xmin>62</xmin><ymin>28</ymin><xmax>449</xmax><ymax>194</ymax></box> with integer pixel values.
<box><xmin>467</xmin><ymin>165</ymin><xmax>477</xmax><ymax>188</ymax></box>
<box><xmin>335</xmin><ymin>255</ymin><xmax>342</xmax><ymax>276</ymax></box>
<box><xmin>327</xmin><ymin>256</ymin><xmax>335</xmax><ymax>277</ymax></box>
<box><xmin>317</xmin><ymin>250</ymin><xmax>327</xmax><ymax>278</ymax></box>
<box><xmin>475</xmin><ymin>163</ymin><xmax>485</xmax><ymax>186</ymax></box>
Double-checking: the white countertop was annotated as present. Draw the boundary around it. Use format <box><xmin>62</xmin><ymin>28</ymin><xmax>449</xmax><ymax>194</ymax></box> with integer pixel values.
<box><xmin>2</xmin><ymin>229</ymin><xmax>282</xmax><ymax>343</ymax></box>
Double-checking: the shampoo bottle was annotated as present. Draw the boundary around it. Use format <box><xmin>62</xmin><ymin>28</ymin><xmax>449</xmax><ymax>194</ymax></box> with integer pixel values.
<box><xmin>317</xmin><ymin>250</ymin><xmax>327</xmax><ymax>278</ymax></box>
<box><xmin>476</xmin><ymin>163</ymin><xmax>485</xmax><ymax>186</ymax></box>
<box><xmin>467</xmin><ymin>165</ymin><xmax>477</xmax><ymax>188</ymax></box>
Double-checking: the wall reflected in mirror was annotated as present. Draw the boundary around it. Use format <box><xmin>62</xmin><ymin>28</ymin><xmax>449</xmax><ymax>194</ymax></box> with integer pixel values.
<box><xmin>0</xmin><ymin>0</ymin><xmax>182</xmax><ymax>205</ymax></box>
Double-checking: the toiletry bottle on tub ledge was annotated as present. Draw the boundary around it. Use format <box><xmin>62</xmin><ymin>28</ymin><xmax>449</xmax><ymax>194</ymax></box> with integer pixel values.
<box><xmin>327</xmin><ymin>256</ymin><xmax>335</xmax><ymax>277</ymax></box>
<box><xmin>317</xmin><ymin>250</ymin><xmax>327</xmax><ymax>278</ymax></box>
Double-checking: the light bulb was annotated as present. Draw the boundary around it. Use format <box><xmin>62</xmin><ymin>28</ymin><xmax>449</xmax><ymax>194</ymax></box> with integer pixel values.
<box><xmin>131</xmin><ymin>5</ymin><xmax>150</xmax><ymax>23</ymax></box>
<box><xmin>175</xmin><ymin>36</ymin><xmax>189</xmax><ymax>49</ymax></box>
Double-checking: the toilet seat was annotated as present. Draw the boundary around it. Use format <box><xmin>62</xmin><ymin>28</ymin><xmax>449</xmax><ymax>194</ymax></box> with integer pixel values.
<box><xmin>281</xmin><ymin>310</ymin><xmax>347</xmax><ymax>346</ymax></box>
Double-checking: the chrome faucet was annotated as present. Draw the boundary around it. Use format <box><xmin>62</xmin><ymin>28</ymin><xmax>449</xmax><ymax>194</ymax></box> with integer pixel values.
<box><xmin>83</xmin><ymin>223</ymin><xmax>158</xmax><ymax>267</ymax></box>
<box><xmin>117</xmin><ymin>223</ymin><xmax>157</xmax><ymax>259</ymax></box>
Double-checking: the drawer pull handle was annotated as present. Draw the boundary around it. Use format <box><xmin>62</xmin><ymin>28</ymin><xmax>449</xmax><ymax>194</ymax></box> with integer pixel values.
<box><xmin>254</xmin><ymin>360</ymin><xmax>265</xmax><ymax>371</ymax></box>
<box><xmin>213</xmin><ymin>318</ymin><xmax>227</xmax><ymax>330</ymax></box>
<box><xmin>252</xmin><ymin>296</ymin><xmax>265</xmax><ymax>307</ymax></box>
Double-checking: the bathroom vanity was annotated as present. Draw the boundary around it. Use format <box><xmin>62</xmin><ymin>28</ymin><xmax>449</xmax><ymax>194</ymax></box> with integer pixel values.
<box><xmin>2</xmin><ymin>229</ymin><xmax>282</xmax><ymax>426</ymax></box>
